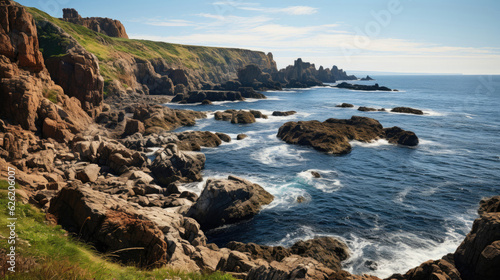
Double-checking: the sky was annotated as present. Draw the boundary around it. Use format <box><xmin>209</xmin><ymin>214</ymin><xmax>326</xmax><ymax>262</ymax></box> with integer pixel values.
<box><xmin>19</xmin><ymin>0</ymin><xmax>500</xmax><ymax>74</ymax></box>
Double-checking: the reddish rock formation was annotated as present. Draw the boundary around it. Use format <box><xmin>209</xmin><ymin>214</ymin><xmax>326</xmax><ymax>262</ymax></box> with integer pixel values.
<box><xmin>0</xmin><ymin>0</ymin><xmax>92</xmax><ymax>143</ymax></box>
<box><xmin>62</xmin><ymin>8</ymin><xmax>129</xmax><ymax>39</ymax></box>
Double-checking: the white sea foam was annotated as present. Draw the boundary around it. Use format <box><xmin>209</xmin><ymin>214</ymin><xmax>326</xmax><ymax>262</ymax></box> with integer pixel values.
<box><xmin>251</xmin><ymin>145</ymin><xmax>309</xmax><ymax>166</ymax></box>
<box><xmin>343</xmin><ymin>219</ymin><xmax>469</xmax><ymax>278</ymax></box>
<box><xmin>264</xmin><ymin>183</ymin><xmax>312</xmax><ymax>210</ymax></box>
<box><xmin>297</xmin><ymin>170</ymin><xmax>343</xmax><ymax>193</ymax></box>
<box><xmin>393</xmin><ymin>187</ymin><xmax>413</xmax><ymax>205</ymax></box>
<box><xmin>350</xmin><ymin>139</ymin><xmax>391</xmax><ymax>148</ymax></box>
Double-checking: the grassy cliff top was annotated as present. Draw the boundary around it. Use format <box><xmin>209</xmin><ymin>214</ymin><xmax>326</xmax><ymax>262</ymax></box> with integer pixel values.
<box><xmin>27</xmin><ymin>7</ymin><xmax>270</xmax><ymax>70</ymax></box>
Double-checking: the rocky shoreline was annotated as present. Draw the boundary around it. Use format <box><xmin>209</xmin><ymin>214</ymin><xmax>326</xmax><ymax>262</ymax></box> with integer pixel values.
<box><xmin>0</xmin><ymin>1</ymin><xmax>498</xmax><ymax>279</ymax></box>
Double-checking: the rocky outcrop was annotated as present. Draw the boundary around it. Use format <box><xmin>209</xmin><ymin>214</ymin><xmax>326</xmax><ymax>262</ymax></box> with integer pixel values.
<box><xmin>335</xmin><ymin>82</ymin><xmax>395</xmax><ymax>91</ymax></box>
<box><xmin>391</xmin><ymin>107</ymin><xmax>424</xmax><ymax>115</ymax></box>
<box><xmin>187</xmin><ymin>176</ymin><xmax>274</xmax><ymax>229</ymax></box>
<box><xmin>273</xmin><ymin>58</ymin><xmax>323</xmax><ymax>88</ymax></box>
<box><xmin>47</xmin><ymin>182</ymin><xmax>211</xmax><ymax>269</ymax></box>
<box><xmin>360</xmin><ymin>75</ymin><xmax>374</xmax><ymax>81</ymax></box>
<box><xmin>131</xmin><ymin>104</ymin><xmax>206</xmax><ymax>134</ymax></box>
<box><xmin>237</xmin><ymin>64</ymin><xmax>282</xmax><ymax>90</ymax></box>
<box><xmin>72</xmin><ymin>135</ymin><xmax>148</xmax><ymax>174</ymax></box>
<box><xmin>388</xmin><ymin>196</ymin><xmax>500</xmax><ymax>280</ymax></box>
<box><xmin>121</xmin><ymin>130</ymin><xmax>228</xmax><ymax>152</ymax></box>
<box><xmin>150</xmin><ymin>144</ymin><xmax>205</xmax><ymax>186</ymax></box>
<box><xmin>62</xmin><ymin>8</ymin><xmax>129</xmax><ymax>39</ymax></box>
<box><xmin>40</xmin><ymin>19</ymin><xmax>104</xmax><ymax>117</ymax></box>
<box><xmin>0</xmin><ymin>0</ymin><xmax>92</xmax><ymax>143</ymax></box>
<box><xmin>214</xmin><ymin>110</ymin><xmax>265</xmax><ymax>124</ymax></box>
<box><xmin>454</xmin><ymin>196</ymin><xmax>500</xmax><ymax>280</ymax></box>
<box><xmin>277</xmin><ymin>116</ymin><xmax>418</xmax><ymax>154</ymax></box>
<box><xmin>273</xmin><ymin>111</ymin><xmax>297</xmax><ymax>116</ymax></box>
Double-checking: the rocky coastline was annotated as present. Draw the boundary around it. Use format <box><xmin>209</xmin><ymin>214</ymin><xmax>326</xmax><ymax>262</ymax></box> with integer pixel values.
<box><xmin>0</xmin><ymin>1</ymin><xmax>498</xmax><ymax>279</ymax></box>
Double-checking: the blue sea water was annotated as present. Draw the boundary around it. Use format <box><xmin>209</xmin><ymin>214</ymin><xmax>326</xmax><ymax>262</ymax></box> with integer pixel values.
<box><xmin>166</xmin><ymin>75</ymin><xmax>500</xmax><ymax>277</ymax></box>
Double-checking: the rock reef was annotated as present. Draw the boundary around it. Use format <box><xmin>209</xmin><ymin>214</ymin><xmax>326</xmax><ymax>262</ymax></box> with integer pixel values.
<box><xmin>277</xmin><ymin>116</ymin><xmax>418</xmax><ymax>154</ymax></box>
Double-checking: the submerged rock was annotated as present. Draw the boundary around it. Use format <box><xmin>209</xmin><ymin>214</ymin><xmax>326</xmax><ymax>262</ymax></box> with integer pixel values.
<box><xmin>187</xmin><ymin>176</ymin><xmax>273</xmax><ymax>229</ymax></box>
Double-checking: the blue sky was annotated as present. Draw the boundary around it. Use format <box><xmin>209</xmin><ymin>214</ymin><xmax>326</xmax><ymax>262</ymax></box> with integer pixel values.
<box><xmin>20</xmin><ymin>0</ymin><xmax>500</xmax><ymax>74</ymax></box>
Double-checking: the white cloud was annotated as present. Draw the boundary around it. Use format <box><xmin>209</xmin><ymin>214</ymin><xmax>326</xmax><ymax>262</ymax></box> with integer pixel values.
<box><xmin>240</xmin><ymin>5</ymin><xmax>318</xmax><ymax>15</ymax></box>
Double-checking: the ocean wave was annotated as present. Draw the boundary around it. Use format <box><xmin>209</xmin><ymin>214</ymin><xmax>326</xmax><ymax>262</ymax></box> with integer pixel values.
<box><xmin>264</xmin><ymin>183</ymin><xmax>312</xmax><ymax>210</ymax></box>
<box><xmin>343</xmin><ymin>220</ymin><xmax>469</xmax><ymax>278</ymax></box>
<box><xmin>297</xmin><ymin>170</ymin><xmax>343</xmax><ymax>193</ymax></box>
<box><xmin>251</xmin><ymin>145</ymin><xmax>309</xmax><ymax>166</ymax></box>
<box><xmin>350</xmin><ymin>139</ymin><xmax>391</xmax><ymax>148</ymax></box>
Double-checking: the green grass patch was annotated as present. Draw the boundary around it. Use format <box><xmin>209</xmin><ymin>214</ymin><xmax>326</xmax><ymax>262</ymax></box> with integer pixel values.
<box><xmin>0</xmin><ymin>180</ymin><xmax>235</xmax><ymax>280</ymax></box>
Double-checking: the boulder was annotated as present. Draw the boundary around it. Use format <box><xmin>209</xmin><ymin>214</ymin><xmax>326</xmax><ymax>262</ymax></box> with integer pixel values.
<box><xmin>384</xmin><ymin>127</ymin><xmax>419</xmax><ymax>146</ymax></box>
<box><xmin>237</xmin><ymin>134</ymin><xmax>248</xmax><ymax>140</ymax></box>
<box><xmin>231</xmin><ymin>111</ymin><xmax>256</xmax><ymax>124</ymax></box>
<box><xmin>187</xmin><ymin>176</ymin><xmax>274</xmax><ymax>229</ymax></box>
<box><xmin>358</xmin><ymin>106</ymin><xmax>378</xmax><ymax>112</ymax></box>
<box><xmin>75</xmin><ymin>163</ymin><xmax>100</xmax><ymax>183</ymax></box>
<box><xmin>47</xmin><ymin>182</ymin><xmax>209</xmax><ymax>269</ymax></box>
<box><xmin>216</xmin><ymin>132</ymin><xmax>231</xmax><ymax>143</ymax></box>
<box><xmin>123</xmin><ymin>119</ymin><xmax>145</xmax><ymax>136</ymax></box>
<box><xmin>290</xmin><ymin>237</ymin><xmax>349</xmax><ymax>272</ymax></box>
<box><xmin>150</xmin><ymin>144</ymin><xmax>205</xmax><ymax>186</ymax></box>
<box><xmin>391</xmin><ymin>107</ymin><xmax>424</xmax><ymax>115</ymax></box>
<box><xmin>273</xmin><ymin>111</ymin><xmax>297</xmax><ymax>116</ymax></box>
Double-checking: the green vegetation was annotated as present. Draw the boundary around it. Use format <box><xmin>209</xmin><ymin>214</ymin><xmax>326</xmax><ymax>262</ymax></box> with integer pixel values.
<box><xmin>0</xmin><ymin>180</ymin><xmax>235</xmax><ymax>280</ymax></box>
<box><xmin>25</xmin><ymin>6</ymin><xmax>268</xmax><ymax>84</ymax></box>
<box><xmin>42</xmin><ymin>88</ymin><xmax>58</xmax><ymax>104</ymax></box>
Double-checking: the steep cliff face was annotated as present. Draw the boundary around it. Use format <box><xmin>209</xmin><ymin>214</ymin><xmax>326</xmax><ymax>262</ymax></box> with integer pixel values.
<box><xmin>62</xmin><ymin>8</ymin><xmax>128</xmax><ymax>39</ymax></box>
<box><xmin>27</xmin><ymin>7</ymin><xmax>277</xmax><ymax>97</ymax></box>
<box><xmin>36</xmin><ymin>19</ymin><xmax>104</xmax><ymax>117</ymax></box>
<box><xmin>0</xmin><ymin>0</ymin><xmax>92</xmax><ymax>143</ymax></box>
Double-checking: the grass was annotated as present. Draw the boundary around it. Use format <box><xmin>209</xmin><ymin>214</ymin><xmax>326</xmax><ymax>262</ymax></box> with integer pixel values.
<box><xmin>0</xmin><ymin>180</ymin><xmax>235</xmax><ymax>280</ymax></box>
<box><xmin>42</xmin><ymin>88</ymin><xmax>58</xmax><ymax>104</ymax></box>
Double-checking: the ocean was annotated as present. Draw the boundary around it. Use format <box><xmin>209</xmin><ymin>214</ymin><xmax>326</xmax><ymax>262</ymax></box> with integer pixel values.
<box><xmin>166</xmin><ymin>75</ymin><xmax>500</xmax><ymax>278</ymax></box>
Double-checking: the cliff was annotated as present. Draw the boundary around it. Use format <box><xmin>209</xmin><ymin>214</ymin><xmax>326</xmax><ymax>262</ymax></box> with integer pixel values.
<box><xmin>62</xmin><ymin>8</ymin><xmax>129</xmax><ymax>39</ymax></box>
<box><xmin>27</xmin><ymin>7</ymin><xmax>278</xmax><ymax>97</ymax></box>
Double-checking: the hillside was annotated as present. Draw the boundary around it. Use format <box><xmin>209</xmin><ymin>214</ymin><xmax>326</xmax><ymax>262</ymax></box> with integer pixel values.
<box><xmin>26</xmin><ymin>7</ymin><xmax>277</xmax><ymax>96</ymax></box>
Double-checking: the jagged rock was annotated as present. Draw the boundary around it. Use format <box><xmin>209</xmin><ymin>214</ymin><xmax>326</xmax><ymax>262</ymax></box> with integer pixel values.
<box><xmin>277</xmin><ymin>116</ymin><xmax>418</xmax><ymax>154</ymax></box>
<box><xmin>391</xmin><ymin>107</ymin><xmax>424</xmax><ymax>115</ymax></box>
<box><xmin>360</xmin><ymin>75</ymin><xmax>374</xmax><ymax>81</ymax></box>
<box><xmin>454</xmin><ymin>196</ymin><xmax>500</xmax><ymax>280</ymax></box>
<box><xmin>246</xmin><ymin>256</ymin><xmax>335</xmax><ymax>280</ymax></box>
<box><xmin>387</xmin><ymin>255</ymin><xmax>461</xmax><ymax>280</ymax></box>
<box><xmin>47</xmin><ymin>183</ymin><xmax>210</xmax><ymax>268</ymax></box>
<box><xmin>479</xmin><ymin>196</ymin><xmax>500</xmax><ymax>215</ymax></box>
<box><xmin>336</xmin><ymin>103</ymin><xmax>354</xmax><ymax>108</ymax></box>
<box><xmin>174</xmin><ymin>131</ymin><xmax>223</xmax><ymax>151</ymax></box>
<box><xmin>150</xmin><ymin>144</ymin><xmax>205</xmax><ymax>186</ymax></box>
<box><xmin>124</xmin><ymin>119</ymin><xmax>145</xmax><ymax>136</ymax></box>
<box><xmin>290</xmin><ymin>237</ymin><xmax>349</xmax><ymax>272</ymax></box>
<box><xmin>72</xmin><ymin>136</ymin><xmax>147</xmax><ymax>174</ymax></box>
<box><xmin>249</xmin><ymin>110</ymin><xmax>268</xmax><ymax>119</ymax></box>
<box><xmin>75</xmin><ymin>163</ymin><xmax>100</xmax><ymax>183</ymax></box>
<box><xmin>273</xmin><ymin>58</ymin><xmax>324</xmax><ymax>88</ymax></box>
<box><xmin>131</xmin><ymin>104</ymin><xmax>206</xmax><ymax>134</ymax></box>
<box><xmin>62</xmin><ymin>8</ymin><xmax>129</xmax><ymax>38</ymax></box>
<box><xmin>226</xmin><ymin>241</ymin><xmax>291</xmax><ymax>263</ymax></box>
<box><xmin>0</xmin><ymin>0</ymin><xmax>92</xmax><ymax>142</ymax></box>
<box><xmin>187</xmin><ymin>176</ymin><xmax>273</xmax><ymax>229</ymax></box>
<box><xmin>173</xmin><ymin>90</ymin><xmax>244</xmax><ymax>103</ymax></box>
<box><xmin>238</xmin><ymin>87</ymin><xmax>267</xmax><ymax>99</ymax></box>
<box><xmin>273</xmin><ymin>111</ymin><xmax>297</xmax><ymax>116</ymax></box>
